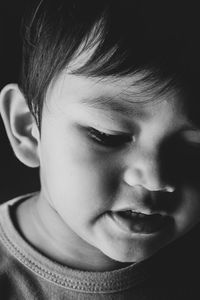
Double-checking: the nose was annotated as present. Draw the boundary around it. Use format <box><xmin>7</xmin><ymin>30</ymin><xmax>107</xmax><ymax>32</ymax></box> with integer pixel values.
<box><xmin>123</xmin><ymin>147</ymin><xmax>175</xmax><ymax>193</ymax></box>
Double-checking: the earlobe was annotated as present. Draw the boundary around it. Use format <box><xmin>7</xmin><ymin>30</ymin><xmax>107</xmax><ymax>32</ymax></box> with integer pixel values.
<box><xmin>0</xmin><ymin>84</ymin><xmax>40</xmax><ymax>168</ymax></box>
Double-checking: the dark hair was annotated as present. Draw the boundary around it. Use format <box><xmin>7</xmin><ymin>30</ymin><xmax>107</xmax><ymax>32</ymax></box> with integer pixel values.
<box><xmin>19</xmin><ymin>0</ymin><xmax>200</xmax><ymax>130</ymax></box>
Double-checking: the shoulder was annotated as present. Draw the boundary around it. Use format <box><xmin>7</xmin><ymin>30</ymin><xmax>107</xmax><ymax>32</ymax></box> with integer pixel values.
<box><xmin>0</xmin><ymin>193</ymin><xmax>33</xmax><ymax>259</ymax></box>
<box><xmin>0</xmin><ymin>192</ymin><xmax>38</xmax><ymax>262</ymax></box>
<box><xmin>0</xmin><ymin>192</ymin><xmax>43</xmax><ymax>299</ymax></box>
<box><xmin>0</xmin><ymin>192</ymin><xmax>36</xmax><ymax>209</ymax></box>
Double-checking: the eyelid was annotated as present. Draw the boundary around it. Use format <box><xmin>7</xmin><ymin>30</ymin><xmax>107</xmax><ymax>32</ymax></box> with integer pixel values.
<box><xmin>88</xmin><ymin>126</ymin><xmax>132</xmax><ymax>137</ymax></box>
<box><xmin>87</xmin><ymin>123</ymin><xmax>131</xmax><ymax>135</ymax></box>
<box><xmin>88</xmin><ymin>127</ymin><xmax>134</xmax><ymax>147</ymax></box>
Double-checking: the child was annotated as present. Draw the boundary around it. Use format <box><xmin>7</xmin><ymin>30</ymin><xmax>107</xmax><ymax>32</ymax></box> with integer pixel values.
<box><xmin>1</xmin><ymin>0</ymin><xmax>200</xmax><ymax>298</ymax></box>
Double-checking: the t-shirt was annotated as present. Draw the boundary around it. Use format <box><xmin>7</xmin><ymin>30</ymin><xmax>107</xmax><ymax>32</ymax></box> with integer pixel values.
<box><xmin>0</xmin><ymin>193</ymin><xmax>199</xmax><ymax>299</ymax></box>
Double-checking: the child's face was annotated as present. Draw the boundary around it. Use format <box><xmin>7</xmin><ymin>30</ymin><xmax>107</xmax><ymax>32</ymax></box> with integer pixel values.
<box><xmin>37</xmin><ymin>72</ymin><xmax>200</xmax><ymax>267</ymax></box>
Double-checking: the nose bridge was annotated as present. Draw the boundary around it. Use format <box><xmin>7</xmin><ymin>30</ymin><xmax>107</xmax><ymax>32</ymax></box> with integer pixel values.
<box><xmin>123</xmin><ymin>101</ymin><xmax>180</xmax><ymax>191</ymax></box>
<box><xmin>137</xmin><ymin>144</ymin><xmax>162</xmax><ymax>189</ymax></box>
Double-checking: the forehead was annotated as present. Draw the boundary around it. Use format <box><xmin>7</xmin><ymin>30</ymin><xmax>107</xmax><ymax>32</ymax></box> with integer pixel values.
<box><xmin>45</xmin><ymin>72</ymin><xmax>184</xmax><ymax>119</ymax></box>
<box><xmin>46</xmin><ymin>72</ymin><xmax>177</xmax><ymax>106</ymax></box>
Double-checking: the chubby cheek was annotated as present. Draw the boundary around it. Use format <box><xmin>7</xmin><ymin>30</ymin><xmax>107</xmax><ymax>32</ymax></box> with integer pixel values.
<box><xmin>40</xmin><ymin>126</ymin><xmax>122</xmax><ymax>223</ymax></box>
<box><xmin>173</xmin><ymin>186</ymin><xmax>200</xmax><ymax>236</ymax></box>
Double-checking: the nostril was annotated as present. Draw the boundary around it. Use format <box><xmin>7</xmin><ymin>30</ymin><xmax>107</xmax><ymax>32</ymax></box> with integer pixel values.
<box><xmin>149</xmin><ymin>185</ymin><xmax>175</xmax><ymax>192</ymax></box>
<box><xmin>162</xmin><ymin>186</ymin><xmax>175</xmax><ymax>193</ymax></box>
<box><xmin>124</xmin><ymin>164</ymin><xmax>175</xmax><ymax>192</ymax></box>
<box><xmin>142</xmin><ymin>185</ymin><xmax>175</xmax><ymax>193</ymax></box>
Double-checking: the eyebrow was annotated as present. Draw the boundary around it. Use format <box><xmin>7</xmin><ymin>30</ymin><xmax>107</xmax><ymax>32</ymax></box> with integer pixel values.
<box><xmin>80</xmin><ymin>95</ymin><xmax>148</xmax><ymax>118</ymax></box>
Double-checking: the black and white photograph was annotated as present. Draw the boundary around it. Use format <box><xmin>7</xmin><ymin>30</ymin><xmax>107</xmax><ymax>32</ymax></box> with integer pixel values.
<box><xmin>0</xmin><ymin>1</ymin><xmax>200</xmax><ymax>299</ymax></box>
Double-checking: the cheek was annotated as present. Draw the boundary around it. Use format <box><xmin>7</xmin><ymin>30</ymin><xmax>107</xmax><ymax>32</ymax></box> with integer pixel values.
<box><xmin>40</xmin><ymin>131</ymin><xmax>123</xmax><ymax>216</ymax></box>
<box><xmin>174</xmin><ymin>186</ymin><xmax>200</xmax><ymax>235</ymax></box>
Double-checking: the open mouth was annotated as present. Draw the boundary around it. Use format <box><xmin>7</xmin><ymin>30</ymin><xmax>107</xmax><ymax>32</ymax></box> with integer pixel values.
<box><xmin>110</xmin><ymin>210</ymin><xmax>171</xmax><ymax>234</ymax></box>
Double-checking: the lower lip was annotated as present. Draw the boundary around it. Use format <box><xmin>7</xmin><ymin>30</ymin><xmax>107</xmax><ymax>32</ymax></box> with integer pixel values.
<box><xmin>109</xmin><ymin>211</ymin><xmax>171</xmax><ymax>234</ymax></box>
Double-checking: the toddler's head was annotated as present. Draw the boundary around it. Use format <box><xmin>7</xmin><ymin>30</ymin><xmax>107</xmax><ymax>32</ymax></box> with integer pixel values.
<box><xmin>1</xmin><ymin>0</ymin><xmax>200</xmax><ymax>271</ymax></box>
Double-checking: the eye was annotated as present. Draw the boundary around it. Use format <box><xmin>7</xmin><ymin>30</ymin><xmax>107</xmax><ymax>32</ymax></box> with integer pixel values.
<box><xmin>87</xmin><ymin>127</ymin><xmax>133</xmax><ymax>148</ymax></box>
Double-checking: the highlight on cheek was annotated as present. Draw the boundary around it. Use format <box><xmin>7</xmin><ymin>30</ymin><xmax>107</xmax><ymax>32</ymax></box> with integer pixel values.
<box><xmin>182</xmin><ymin>130</ymin><xmax>200</xmax><ymax>146</ymax></box>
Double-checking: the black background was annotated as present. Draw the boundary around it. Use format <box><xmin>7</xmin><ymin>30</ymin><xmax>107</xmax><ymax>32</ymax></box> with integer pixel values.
<box><xmin>0</xmin><ymin>1</ymin><xmax>40</xmax><ymax>203</ymax></box>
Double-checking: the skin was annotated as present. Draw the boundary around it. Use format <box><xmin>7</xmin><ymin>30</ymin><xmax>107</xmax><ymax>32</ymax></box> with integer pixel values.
<box><xmin>8</xmin><ymin>73</ymin><xmax>200</xmax><ymax>271</ymax></box>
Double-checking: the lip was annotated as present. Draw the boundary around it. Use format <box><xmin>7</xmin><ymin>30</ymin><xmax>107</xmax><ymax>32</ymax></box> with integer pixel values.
<box><xmin>109</xmin><ymin>210</ymin><xmax>171</xmax><ymax>234</ymax></box>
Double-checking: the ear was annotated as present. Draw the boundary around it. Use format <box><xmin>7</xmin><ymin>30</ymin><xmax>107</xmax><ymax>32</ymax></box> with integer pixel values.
<box><xmin>0</xmin><ymin>84</ymin><xmax>40</xmax><ymax>168</ymax></box>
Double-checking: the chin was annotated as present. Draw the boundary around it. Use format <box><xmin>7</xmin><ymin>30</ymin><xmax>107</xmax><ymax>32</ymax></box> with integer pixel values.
<box><xmin>100</xmin><ymin>244</ymin><xmax>154</xmax><ymax>265</ymax></box>
<box><xmin>94</xmin><ymin>221</ymin><xmax>175</xmax><ymax>266</ymax></box>
<box><xmin>100</xmin><ymin>236</ymin><xmax>173</xmax><ymax>265</ymax></box>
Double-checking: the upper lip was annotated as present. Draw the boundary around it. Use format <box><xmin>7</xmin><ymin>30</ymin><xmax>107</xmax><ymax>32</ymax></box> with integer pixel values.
<box><xmin>111</xmin><ymin>208</ymin><xmax>167</xmax><ymax>217</ymax></box>
<box><xmin>110</xmin><ymin>188</ymin><xmax>177</xmax><ymax>216</ymax></box>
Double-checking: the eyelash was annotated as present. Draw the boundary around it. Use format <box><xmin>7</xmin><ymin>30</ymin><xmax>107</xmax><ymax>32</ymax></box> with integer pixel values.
<box><xmin>87</xmin><ymin>127</ymin><xmax>133</xmax><ymax>148</ymax></box>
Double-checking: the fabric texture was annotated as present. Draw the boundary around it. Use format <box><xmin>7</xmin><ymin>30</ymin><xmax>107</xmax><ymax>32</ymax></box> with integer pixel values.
<box><xmin>0</xmin><ymin>193</ymin><xmax>199</xmax><ymax>299</ymax></box>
